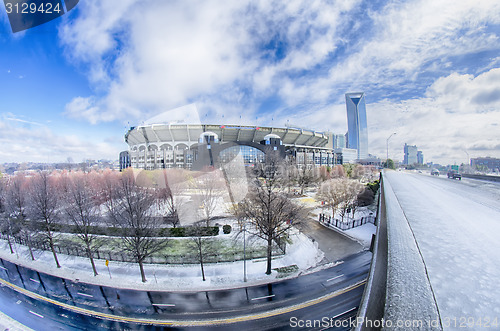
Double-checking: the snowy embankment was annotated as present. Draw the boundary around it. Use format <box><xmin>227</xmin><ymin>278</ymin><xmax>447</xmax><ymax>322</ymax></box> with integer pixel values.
<box><xmin>0</xmin><ymin>223</ymin><xmax>323</xmax><ymax>292</ymax></box>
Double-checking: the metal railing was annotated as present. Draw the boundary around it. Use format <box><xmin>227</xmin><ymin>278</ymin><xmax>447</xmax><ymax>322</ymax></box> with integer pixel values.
<box><xmin>318</xmin><ymin>213</ymin><xmax>375</xmax><ymax>231</ymax></box>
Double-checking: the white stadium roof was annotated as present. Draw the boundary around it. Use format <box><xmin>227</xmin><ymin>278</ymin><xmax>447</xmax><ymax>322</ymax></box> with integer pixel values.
<box><xmin>125</xmin><ymin>124</ymin><xmax>330</xmax><ymax>148</ymax></box>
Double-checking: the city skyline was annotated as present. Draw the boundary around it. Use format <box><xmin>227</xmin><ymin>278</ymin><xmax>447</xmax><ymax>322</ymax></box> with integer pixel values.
<box><xmin>1</xmin><ymin>1</ymin><xmax>500</xmax><ymax>165</ymax></box>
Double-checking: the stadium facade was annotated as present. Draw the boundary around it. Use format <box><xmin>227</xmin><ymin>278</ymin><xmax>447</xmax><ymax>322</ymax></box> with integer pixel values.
<box><xmin>121</xmin><ymin>124</ymin><xmax>357</xmax><ymax>171</ymax></box>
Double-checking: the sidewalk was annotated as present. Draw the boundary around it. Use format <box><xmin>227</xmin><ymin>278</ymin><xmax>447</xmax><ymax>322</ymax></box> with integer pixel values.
<box><xmin>0</xmin><ymin>228</ymin><xmax>325</xmax><ymax>292</ymax></box>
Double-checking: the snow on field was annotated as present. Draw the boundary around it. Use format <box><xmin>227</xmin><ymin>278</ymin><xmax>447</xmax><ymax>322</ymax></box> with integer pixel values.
<box><xmin>0</xmin><ymin>225</ymin><xmax>323</xmax><ymax>292</ymax></box>
<box><xmin>385</xmin><ymin>171</ymin><xmax>500</xmax><ymax>325</ymax></box>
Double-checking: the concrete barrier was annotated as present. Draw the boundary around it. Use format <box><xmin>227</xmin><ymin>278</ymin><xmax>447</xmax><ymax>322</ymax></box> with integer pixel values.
<box><xmin>462</xmin><ymin>174</ymin><xmax>500</xmax><ymax>182</ymax></box>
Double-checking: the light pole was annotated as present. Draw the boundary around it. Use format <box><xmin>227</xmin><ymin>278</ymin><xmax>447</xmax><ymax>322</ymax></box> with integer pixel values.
<box><xmin>243</xmin><ymin>220</ymin><xmax>247</xmax><ymax>282</ymax></box>
<box><xmin>386</xmin><ymin>132</ymin><xmax>396</xmax><ymax>166</ymax></box>
<box><xmin>464</xmin><ymin>150</ymin><xmax>470</xmax><ymax>172</ymax></box>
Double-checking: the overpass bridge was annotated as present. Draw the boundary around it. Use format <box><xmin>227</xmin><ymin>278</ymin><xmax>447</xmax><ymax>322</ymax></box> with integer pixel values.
<box><xmin>357</xmin><ymin>170</ymin><xmax>500</xmax><ymax>330</ymax></box>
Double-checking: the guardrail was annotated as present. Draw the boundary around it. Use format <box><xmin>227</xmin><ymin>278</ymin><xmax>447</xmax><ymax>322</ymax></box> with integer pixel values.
<box><xmin>461</xmin><ymin>174</ymin><xmax>500</xmax><ymax>182</ymax></box>
<box><xmin>355</xmin><ymin>171</ymin><xmax>442</xmax><ymax>330</ymax></box>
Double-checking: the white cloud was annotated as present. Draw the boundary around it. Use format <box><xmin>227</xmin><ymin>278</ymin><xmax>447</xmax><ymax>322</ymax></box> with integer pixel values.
<box><xmin>0</xmin><ymin>114</ymin><xmax>120</xmax><ymax>163</ymax></box>
<box><xmin>59</xmin><ymin>0</ymin><xmax>362</xmax><ymax>124</ymax></box>
<box><xmin>368</xmin><ymin>68</ymin><xmax>500</xmax><ymax>164</ymax></box>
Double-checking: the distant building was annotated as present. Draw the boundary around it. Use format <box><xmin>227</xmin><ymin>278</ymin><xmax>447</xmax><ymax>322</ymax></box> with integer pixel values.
<box><xmin>417</xmin><ymin>151</ymin><xmax>424</xmax><ymax>165</ymax></box>
<box><xmin>471</xmin><ymin>157</ymin><xmax>500</xmax><ymax>171</ymax></box>
<box><xmin>334</xmin><ymin>148</ymin><xmax>358</xmax><ymax>164</ymax></box>
<box><xmin>345</xmin><ymin>92</ymin><xmax>369</xmax><ymax>159</ymax></box>
<box><xmin>403</xmin><ymin>143</ymin><xmax>418</xmax><ymax>165</ymax></box>
<box><xmin>119</xmin><ymin>151</ymin><xmax>131</xmax><ymax>171</ymax></box>
<box><xmin>333</xmin><ymin>134</ymin><xmax>346</xmax><ymax>148</ymax></box>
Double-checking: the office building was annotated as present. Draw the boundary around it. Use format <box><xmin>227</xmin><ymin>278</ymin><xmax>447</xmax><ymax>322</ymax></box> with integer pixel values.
<box><xmin>403</xmin><ymin>143</ymin><xmax>424</xmax><ymax>165</ymax></box>
<box><xmin>345</xmin><ymin>92</ymin><xmax>368</xmax><ymax>159</ymax></box>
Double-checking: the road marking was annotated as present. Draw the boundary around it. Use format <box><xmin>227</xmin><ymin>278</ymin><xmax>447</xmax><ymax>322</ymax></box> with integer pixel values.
<box><xmin>331</xmin><ymin>306</ymin><xmax>356</xmax><ymax>320</ymax></box>
<box><xmin>77</xmin><ymin>292</ymin><xmax>94</xmax><ymax>298</ymax></box>
<box><xmin>0</xmin><ymin>266</ymin><xmax>7</xmax><ymax>271</ymax></box>
<box><xmin>16</xmin><ymin>300</ymin><xmax>21</xmax><ymax>305</ymax></box>
<box><xmin>29</xmin><ymin>278</ymin><xmax>40</xmax><ymax>284</ymax></box>
<box><xmin>29</xmin><ymin>311</ymin><xmax>44</xmax><ymax>318</ymax></box>
<box><xmin>0</xmin><ymin>275</ymin><xmax>366</xmax><ymax>327</ymax></box>
<box><xmin>152</xmin><ymin>303</ymin><xmax>176</xmax><ymax>307</ymax></box>
<box><xmin>326</xmin><ymin>274</ymin><xmax>343</xmax><ymax>282</ymax></box>
<box><xmin>251</xmin><ymin>294</ymin><xmax>275</xmax><ymax>301</ymax></box>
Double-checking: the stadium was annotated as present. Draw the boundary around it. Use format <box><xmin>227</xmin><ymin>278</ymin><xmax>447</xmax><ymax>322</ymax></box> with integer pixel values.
<box><xmin>120</xmin><ymin>123</ymin><xmax>356</xmax><ymax>171</ymax></box>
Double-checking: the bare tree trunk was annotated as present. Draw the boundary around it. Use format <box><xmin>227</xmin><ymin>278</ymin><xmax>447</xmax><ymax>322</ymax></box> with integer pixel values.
<box><xmin>199</xmin><ymin>245</ymin><xmax>206</xmax><ymax>281</ymax></box>
<box><xmin>87</xmin><ymin>245</ymin><xmax>98</xmax><ymax>276</ymax></box>
<box><xmin>6</xmin><ymin>235</ymin><xmax>14</xmax><ymax>254</ymax></box>
<box><xmin>27</xmin><ymin>237</ymin><xmax>35</xmax><ymax>261</ymax></box>
<box><xmin>48</xmin><ymin>236</ymin><xmax>61</xmax><ymax>268</ymax></box>
<box><xmin>139</xmin><ymin>259</ymin><xmax>147</xmax><ymax>283</ymax></box>
<box><xmin>266</xmin><ymin>238</ymin><xmax>273</xmax><ymax>275</ymax></box>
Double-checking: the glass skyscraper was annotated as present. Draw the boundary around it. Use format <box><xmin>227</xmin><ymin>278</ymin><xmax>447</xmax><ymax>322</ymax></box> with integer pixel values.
<box><xmin>345</xmin><ymin>92</ymin><xmax>368</xmax><ymax>159</ymax></box>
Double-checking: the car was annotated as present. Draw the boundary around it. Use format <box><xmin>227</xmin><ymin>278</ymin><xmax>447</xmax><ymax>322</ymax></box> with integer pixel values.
<box><xmin>447</xmin><ymin>170</ymin><xmax>462</xmax><ymax>180</ymax></box>
<box><xmin>431</xmin><ymin>169</ymin><xmax>440</xmax><ymax>176</ymax></box>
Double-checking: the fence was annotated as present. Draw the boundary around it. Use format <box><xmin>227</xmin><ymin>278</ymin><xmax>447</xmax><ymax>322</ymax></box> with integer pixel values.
<box><xmin>1</xmin><ymin>234</ymin><xmax>284</xmax><ymax>265</ymax></box>
<box><xmin>318</xmin><ymin>213</ymin><xmax>375</xmax><ymax>231</ymax></box>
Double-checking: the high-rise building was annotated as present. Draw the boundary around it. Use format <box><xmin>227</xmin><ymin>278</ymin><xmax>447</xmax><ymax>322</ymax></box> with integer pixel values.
<box><xmin>417</xmin><ymin>151</ymin><xmax>424</xmax><ymax>165</ymax></box>
<box><xmin>345</xmin><ymin>92</ymin><xmax>368</xmax><ymax>159</ymax></box>
<box><xmin>403</xmin><ymin>143</ymin><xmax>419</xmax><ymax>165</ymax></box>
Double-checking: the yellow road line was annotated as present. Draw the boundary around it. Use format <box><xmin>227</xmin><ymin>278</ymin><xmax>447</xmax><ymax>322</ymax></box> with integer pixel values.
<box><xmin>0</xmin><ymin>277</ymin><xmax>366</xmax><ymax>327</ymax></box>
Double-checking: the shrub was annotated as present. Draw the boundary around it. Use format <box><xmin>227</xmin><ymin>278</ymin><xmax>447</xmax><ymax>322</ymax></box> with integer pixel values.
<box><xmin>222</xmin><ymin>224</ymin><xmax>232</xmax><ymax>234</ymax></box>
<box><xmin>169</xmin><ymin>227</ymin><xmax>185</xmax><ymax>237</ymax></box>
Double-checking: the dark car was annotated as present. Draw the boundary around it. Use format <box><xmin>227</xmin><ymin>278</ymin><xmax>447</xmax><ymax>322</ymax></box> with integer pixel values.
<box><xmin>431</xmin><ymin>169</ymin><xmax>440</xmax><ymax>176</ymax></box>
<box><xmin>447</xmin><ymin>170</ymin><xmax>462</xmax><ymax>180</ymax></box>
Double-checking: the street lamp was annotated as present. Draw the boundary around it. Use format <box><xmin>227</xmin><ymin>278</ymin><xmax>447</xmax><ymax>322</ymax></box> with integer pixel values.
<box><xmin>243</xmin><ymin>220</ymin><xmax>247</xmax><ymax>282</ymax></box>
<box><xmin>386</xmin><ymin>132</ymin><xmax>397</xmax><ymax>166</ymax></box>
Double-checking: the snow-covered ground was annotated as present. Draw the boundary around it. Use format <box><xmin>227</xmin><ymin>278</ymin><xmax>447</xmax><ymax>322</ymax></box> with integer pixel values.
<box><xmin>0</xmin><ymin>310</ymin><xmax>32</xmax><ymax>331</ymax></box>
<box><xmin>385</xmin><ymin>171</ymin><xmax>500</xmax><ymax>327</ymax></box>
<box><xmin>296</xmin><ymin>192</ymin><xmax>376</xmax><ymax>248</ymax></box>
<box><xmin>0</xmin><ymin>225</ymin><xmax>323</xmax><ymax>292</ymax></box>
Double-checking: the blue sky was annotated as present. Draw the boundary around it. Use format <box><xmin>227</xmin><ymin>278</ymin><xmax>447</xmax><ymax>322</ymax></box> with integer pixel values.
<box><xmin>1</xmin><ymin>0</ymin><xmax>500</xmax><ymax>165</ymax></box>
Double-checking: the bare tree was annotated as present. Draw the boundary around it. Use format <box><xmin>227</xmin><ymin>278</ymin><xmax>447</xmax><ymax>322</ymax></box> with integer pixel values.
<box><xmin>64</xmin><ymin>173</ymin><xmax>101</xmax><ymax>276</ymax></box>
<box><xmin>106</xmin><ymin>170</ymin><xmax>168</xmax><ymax>282</ymax></box>
<box><xmin>338</xmin><ymin>180</ymin><xmax>364</xmax><ymax>221</ymax></box>
<box><xmin>0</xmin><ymin>176</ymin><xmax>17</xmax><ymax>254</ymax></box>
<box><xmin>297</xmin><ymin>166</ymin><xmax>317</xmax><ymax>195</ymax></box>
<box><xmin>189</xmin><ymin>221</ymin><xmax>215</xmax><ymax>281</ymax></box>
<box><xmin>317</xmin><ymin>178</ymin><xmax>345</xmax><ymax>218</ymax></box>
<box><xmin>194</xmin><ymin>170</ymin><xmax>224</xmax><ymax>227</ymax></box>
<box><xmin>155</xmin><ymin>169</ymin><xmax>187</xmax><ymax>227</ymax></box>
<box><xmin>28</xmin><ymin>171</ymin><xmax>61</xmax><ymax>268</ymax></box>
<box><xmin>317</xmin><ymin>178</ymin><xmax>364</xmax><ymax>221</ymax></box>
<box><xmin>235</xmin><ymin>152</ymin><xmax>304</xmax><ymax>275</ymax></box>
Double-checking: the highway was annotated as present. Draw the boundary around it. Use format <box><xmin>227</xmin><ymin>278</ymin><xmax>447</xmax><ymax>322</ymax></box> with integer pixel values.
<box><xmin>384</xmin><ymin>171</ymin><xmax>500</xmax><ymax>329</ymax></box>
<box><xmin>0</xmin><ymin>251</ymin><xmax>371</xmax><ymax>330</ymax></box>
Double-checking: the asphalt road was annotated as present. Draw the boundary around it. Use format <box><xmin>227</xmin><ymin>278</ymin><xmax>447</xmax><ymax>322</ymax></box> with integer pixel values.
<box><xmin>297</xmin><ymin>214</ymin><xmax>365</xmax><ymax>264</ymax></box>
<box><xmin>0</xmin><ymin>250</ymin><xmax>370</xmax><ymax>330</ymax></box>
